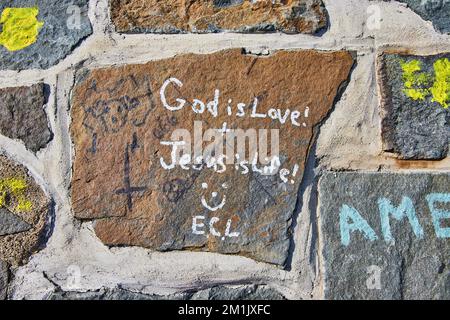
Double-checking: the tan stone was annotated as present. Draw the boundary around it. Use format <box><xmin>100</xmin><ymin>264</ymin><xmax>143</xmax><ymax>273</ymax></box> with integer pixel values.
<box><xmin>71</xmin><ymin>49</ymin><xmax>353</xmax><ymax>265</ymax></box>
<box><xmin>0</xmin><ymin>154</ymin><xmax>51</xmax><ymax>266</ymax></box>
<box><xmin>110</xmin><ymin>0</ymin><xmax>328</xmax><ymax>34</ymax></box>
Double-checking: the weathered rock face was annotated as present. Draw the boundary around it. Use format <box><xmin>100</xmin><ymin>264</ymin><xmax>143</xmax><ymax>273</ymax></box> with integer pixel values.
<box><xmin>0</xmin><ymin>154</ymin><xmax>51</xmax><ymax>266</ymax></box>
<box><xmin>0</xmin><ymin>208</ymin><xmax>32</xmax><ymax>236</ymax></box>
<box><xmin>319</xmin><ymin>172</ymin><xmax>449</xmax><ymax>300</ymax></box>
<box><xmin>71</xmin><ymin>49</ymin><xmax>353</xmax><ymax>266</ymax></box>
<box><xmin>191</xmin><ymin>284</ymin><xmax>286</xmax><ymax>300</ymax></box>
<box><xmin>46</xmin><ymin>284</ymin><xmax>286</xmax><ymax>300</ymax></box>
<box><xmin>0</xmin><ymin>84</ymin><xmax>52</xmax><ymax>152</ymax></box>
<box><xmin>379</xmin><ymin>53</ymin><xmax>450</xmax><ymax>160</ymax></box>
<box><xmin>110</xmin><ymin>0</ymin><xmax>328</xmax><ymax>34</ymax></box>
<box><xmin>0</xmin><ymin>260</ymin><xmax>7</xmax><ymax>300</ymax></box>
<box><xmin>0</xmin><ymin>0</ymin><xmax>92</xmax><ymax>70</ymax></box>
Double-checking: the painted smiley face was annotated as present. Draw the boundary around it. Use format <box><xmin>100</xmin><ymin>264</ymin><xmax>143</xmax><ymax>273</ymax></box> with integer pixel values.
<box><xmin>200</xmin><ymin>182</ymin><xmax>228</xmax><ymax>212</ymax></box>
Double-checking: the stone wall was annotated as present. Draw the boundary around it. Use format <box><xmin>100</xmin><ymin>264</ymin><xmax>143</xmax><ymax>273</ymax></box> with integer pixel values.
<box><xmin>0</xmin><ymin>0</ymin><xmax>448</xmax><ymax>300</ymax></box>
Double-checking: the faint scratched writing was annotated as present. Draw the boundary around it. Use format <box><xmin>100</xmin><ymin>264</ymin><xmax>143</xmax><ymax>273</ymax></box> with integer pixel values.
<box><xmin>162</xmin><ymin>170</ymin><xmax>200</xmax><ymax>203</ymax></box>
<box><xmin>153</xmin><ymin>115</ymin><xmax>178</xmax><ymax>139</ymax></box>
<box><xmin>82</xmin><ymin>75</ymin><xmax>155</xmax><ymax>154</ymax></box>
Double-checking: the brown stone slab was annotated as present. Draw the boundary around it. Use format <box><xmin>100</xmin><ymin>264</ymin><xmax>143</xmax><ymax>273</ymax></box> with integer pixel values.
<box><xmin>0</xmin><ymin>154</ymin><xmax>51</xmax><ymax>266</ymax></box>
<box><xmin>71</xmin><ymin>49</ymin><xmax>353</xmax><ymax>265</ymax></box>
<box><xmin>110</xmin><ymin>0</ymin><xmax>328</xmax><ymax>34</ymax></box>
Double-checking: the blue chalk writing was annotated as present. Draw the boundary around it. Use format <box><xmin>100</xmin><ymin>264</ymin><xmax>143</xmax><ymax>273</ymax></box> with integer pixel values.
<box><xmin>378</xmin><ymin>196</ymin><xmax>424</xmax><ymax>243</ymax></box>
<box><xmin>426</xmin><ymin>193</ymin><xmax>450</xmax><ymax>238</ymax></box>
<box><xmin>339</xmin><ymin>204</ymin><xmax>378</xmax><ymax>246</ymax></box>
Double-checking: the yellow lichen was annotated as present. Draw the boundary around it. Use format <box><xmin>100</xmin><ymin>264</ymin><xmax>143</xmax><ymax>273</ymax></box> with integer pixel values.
<box><xmin>0</xmin><ymin>7</ymin><xmax>44</xmax><ymax>52</ymax></box>
<box><xmin>0</xmin><ymin>177</ymin><xmax>32</xmax><ymax>212</ymax></box>
<box><xmin>430</xmin><ymin>58</ymin><xmax>450</xmax><ymax>109</ymax></box>
<box><xmin>399</xmin><ymin>59</ymin><xmax>431</xmax><ymax>101</ymax></box>
<box><xmin>399</xmin><ymin>58</ymin><xmax>450</xmax><ymax>109</ymax></box>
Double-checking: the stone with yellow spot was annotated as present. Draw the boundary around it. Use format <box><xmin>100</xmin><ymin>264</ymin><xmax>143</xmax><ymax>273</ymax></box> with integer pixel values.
<box><xmin>0</xmin><ymin>154</ymin><xmax>51</xmax><ymax>266</ymax></box>
<box><xmin>0</xmin><ymin>1</ymin><xmax>92</xmax><ymax>70</ymax></box>
<box><xmin>0</xmin><ymin>7</ymin><xmax>43</xmax><ymax>52</ymax></box>
<box><xmin>379</xmin><ymin>52</ymin><xmax>450</xmax><ymax>160</ymax></box>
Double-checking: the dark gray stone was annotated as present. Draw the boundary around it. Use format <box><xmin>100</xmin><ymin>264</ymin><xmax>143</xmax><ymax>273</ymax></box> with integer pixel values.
<box><xmin>319</xmin><ymin>172</ymin><xmax>449</xmax><ymax>300</ymax></box>
<box><xmin>0</xmin><ymin>208</ymin><xmax>32</xmax><ymax>236</ymax></box>
<box><xmin>0</xmin><ymin>260</ymin><xmax>7</xmax><ymax>300</ymax></box>
<box><xmin>46</xmin><ymin>284</ymin><xmax>286</xmax><ymax>300</ymax></box>
<box><xmin>190</xmin><ymin>285</ymin><xmax>286</xmax><ymax>300</ymax></box>
<box><xmin>379</xmin><ymin>53</ymin><xmax>450</xmax><ymax>160</ymax></box>
<box><xmin>0</xmin><ymin>0</ymin><xmax>92</xmax><ymax>70</ymax></box>
<box><xmin>45</xmin><ymin>288</ymin><xmax>173</xmax><ymax>301</ymax></box>
<box><xmin>0</xmin><ymin>83</ymin><xmax>52</xmax><ymax>152</ymax></box>
<box><xmin>213</xmin><ymin>0</ymin><xmax>244</xmax><ymax>9</ymax></box>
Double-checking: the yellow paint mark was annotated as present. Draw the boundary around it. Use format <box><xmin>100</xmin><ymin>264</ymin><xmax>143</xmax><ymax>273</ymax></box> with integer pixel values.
<box><xmin>431</xmin><ymin>58</ymin><xmax>450</xmax><ymax>109</ymax></box>
<box><xmin>399</xmin><ymin>59</ymin><xmax>431</xmax><ymax>101</ymax></box>
<box><xmin>399</xmin><ymin>58</ymin><xmax>450</xmax><ymax>109</ymax></box>
<box><xmin>0</xmin><ymin>7</ymin><xmax>44</xmax><ymax>52</ymax></box>
<box><xmin>0</xmin><ymin>178</ymin><xmax>32</xmax><ymax>212</ymax></box>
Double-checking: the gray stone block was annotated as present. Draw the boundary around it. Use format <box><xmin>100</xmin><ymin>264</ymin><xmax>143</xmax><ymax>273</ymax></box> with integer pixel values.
<box><xmin>0</xmin><ymin>83</ymin><xmax>52</xmax><ymax>152</ymax></box>
<box><xmin>0</xmin><ymin>0</ymin><xmax>92</xmax><ymax>70</ymax></box>
<box><xmin>319</xmin><ymin>172</ymin><xmax>449</xmax><ymax>300</ymax></box>
<box><xmin>46</xmin><ymin>285</ymin><xmax>286</xmax><ymax>300</ymax></box>
<box><xmin>379</xmin><ymin>53</ymin><xmax>450</xmax><ymax>159</ymax></box>
<box><xmin>0</xmin><ymin>208</ymin><xmax>32</xmax><ymax>236</ymax></box>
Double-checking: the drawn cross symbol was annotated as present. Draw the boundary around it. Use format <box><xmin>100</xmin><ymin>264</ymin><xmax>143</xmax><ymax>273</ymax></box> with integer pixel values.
<box><xmin>217</xmin><ymin>122</ymin><xmax>232</xmax><ymax>135</ymax></box>
<box><xmin>115</xmin><ymin>139</ymin><xmax>146</xmax><ymax>211</ymax></box>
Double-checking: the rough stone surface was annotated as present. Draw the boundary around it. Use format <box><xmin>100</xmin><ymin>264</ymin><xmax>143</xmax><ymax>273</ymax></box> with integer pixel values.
<box><xmin>0</xmin><ymin>84</ymin><xmax>52</xmax><ymax>152</ymax></box>
<box><xmin>379</xmin><ymin>53</ymin><xmax>450</xmax><ymax>160</ymax></box>
<box><xmin>0</xmin><ymin>208</ymin><xmax>32</xmax><ymax>236</ymax></box>
<box><xmin>71</xmin><ymin>49</ymin><xmax>353</xmax><ymax>266</ymax></box>
<box><xmin>379</xmin><ymin>0</ymin><xmax>450</xmax><ymax>34</ymax></box>
<box><xmin>46</xmin><ymin>284</ymin><xmax>286</xmax><ymax>300</ymax></box>
<box><xmin>0</xmin><ymin>154</ymin><xmax>51</xmax><ymax>266</ymax></box>
<box><xmin>0</xmin><ymin>0</ymin><xmax>92</xmax><ymax>70</ymax></box>
<box><xmin>110</xmin><ymin>0</ymin><xmax>328</xmax><ymax>34</ymax></box>
<box><xmin>3</xmin><ymin>0</ymin><xmax>449</xmax><ymax>302</ymax></box>
<box><xmin>319</xmin><ymin>172</ymin><xmax>449</xmax><ymax>300</ymax></box>
<box><xmin>0</xmin><ymin>260</ymin><xmax>7</xmax><ymax>300</ymax></box>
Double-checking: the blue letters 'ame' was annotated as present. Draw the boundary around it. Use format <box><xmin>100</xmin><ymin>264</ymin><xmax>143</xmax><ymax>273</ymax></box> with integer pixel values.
<box><xmin>338</xmin><ymin>194</ymin><xmax>450</xmax><ymax>246</ymax></box>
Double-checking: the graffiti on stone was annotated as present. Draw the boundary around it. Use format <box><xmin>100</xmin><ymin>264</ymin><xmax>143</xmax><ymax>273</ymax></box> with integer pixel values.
<box><xmin>71</xmin><ymin>49</ymin><xmax>353</xmax><ymax>265</ymax></box>
<box><xmin>319</xmin><ymin>172</ymin><xmax>449</xmax><ymax>299</ymax></box>
<box><xmin>379</xmin><ymin>53</ymin><xmax>450</xmax><ymax>160</ymax></box>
